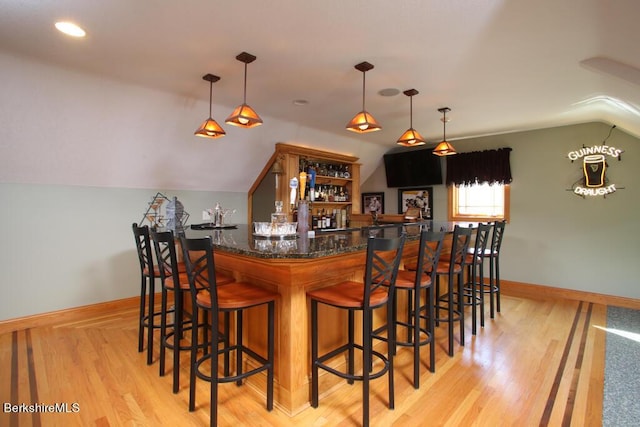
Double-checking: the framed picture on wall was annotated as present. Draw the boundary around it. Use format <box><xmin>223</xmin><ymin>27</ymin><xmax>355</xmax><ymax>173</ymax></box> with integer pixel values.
<box><xmin>398</xmin><ymin>187</ymin><xmax>433</xmax><ymax>219</ymax></box>
<box><xmin>362</xmin><ymin>192</ymin><xmax>385</xmax><ymax>214</ymax></box>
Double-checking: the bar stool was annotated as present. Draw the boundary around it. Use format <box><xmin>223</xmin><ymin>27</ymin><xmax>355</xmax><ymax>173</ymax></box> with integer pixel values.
<box><xmin>434</xmin><ymin>225</ymin><xmax>472</xmax><ymax>357</ymax></box>
<box><xmin>376</xmin><ymin>229</ymin><xmax>444</xmax><ymax>388</ymax></box>
<box><xmin>151</xmin><ymin>229</ymin><xmax>234</xmax><ymax>393</ymax></box>
<box><xmin>463</xmin><ymin>223</ymin><xmax>492</xmax><ymax>334</ymax></box>
<box><xmin>485</xmin><ymin>220</ymin><xmax>506</xmax><ymax>318</ymax></box>
<box><xmin>308</xmin><ymin>233</ymin><xmax>405</xmax><ymax>427</ymax></box>
<box><xmin>132</xmin><ymin>223</ymin><xmax>161</xmax><ymax>365</ymax></box>
<box><xmin>180</xmin><ymin>235</ymin><xmax>277</xmax><ymax>427</ymax></box>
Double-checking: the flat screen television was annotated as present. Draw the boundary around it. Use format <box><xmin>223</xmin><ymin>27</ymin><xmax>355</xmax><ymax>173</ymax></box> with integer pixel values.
<box><xmin>383</xmin><ymin>148</ymin><xmax>443</xmax><ymax>187</ymax></box>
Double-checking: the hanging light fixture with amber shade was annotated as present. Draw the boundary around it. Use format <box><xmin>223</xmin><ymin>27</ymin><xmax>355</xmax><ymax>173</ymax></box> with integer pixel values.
<box><xmin>433</xmin><ymin>107</ymin><xmax>457</xmax><ymax>156</ymax></box>
<box><xmin>396</xmin><ymin>89</ymin><xmax>426</xmax><ymax>147</ymax></box>
<box><xmin>226</xmin><ymin>52</ymin><xmax>263</xmax><ymax>128</ymax></box>
<box><xmin>346</xmin><ymin>61</ymin><xmax>381</xmax><ymax>133</ymax></box>
<box><xmin>194</xmin><ymin>74</ymin><xmax>226</xmax><ymax>139</ymax></box>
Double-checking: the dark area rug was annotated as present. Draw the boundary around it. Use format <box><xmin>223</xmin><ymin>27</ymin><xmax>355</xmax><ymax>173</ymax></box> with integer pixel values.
<box><xmin>603</xmin><ymin>306</ymin><xmax>640</xmax><ymax>426</ymax></box>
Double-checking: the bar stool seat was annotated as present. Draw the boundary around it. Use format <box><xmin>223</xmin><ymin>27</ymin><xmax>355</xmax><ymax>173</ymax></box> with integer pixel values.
<box><xmin>165</xmin><ymin>271</ymin><xmax>234</xmax><ymax>290</ymax></box>
<box><xmin>308</xmin><ymin>281</ymin><xmax>389</xmax><ymax>308</ymax></box>
<box><xmin>195</xmin><ymin>283</ymin><xmax>277</xmax><ymax>310</ymax></box>
<box><xmin>394</xmin><ymin>269</ymin><xmax>429</xmax><ymax>289</ymax></box>
<box><xmin>440</xmin><ymin>253</ymin><xmax>479</xmax><ymax>265</ymax></box>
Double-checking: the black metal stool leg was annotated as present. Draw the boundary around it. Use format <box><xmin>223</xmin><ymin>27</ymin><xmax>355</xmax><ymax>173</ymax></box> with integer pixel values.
<box><xmin>311</xmin><ymin>300</ymin><xmax>319</xmax><ymax>408</ymax></box>
<box><xmin>138</xmin><ymin>275</ymin><xmax>147</xmax><ymax>353</ymax></box>
<box><xmin>267</xmin><ymin>301</ymin><xmax>274</xmax><ymax>411</ymax></box>
<box><xmin>147</xmin><ymin>280</ymin><xmax>155</xmax><ymax>365</ymax></box>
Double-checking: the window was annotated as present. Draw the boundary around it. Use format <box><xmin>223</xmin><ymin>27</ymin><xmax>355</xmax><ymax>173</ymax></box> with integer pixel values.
<box><xmin>449</xmin><ymin>182</ymin><xmax>510</xmax><ymax>222</ymax></box>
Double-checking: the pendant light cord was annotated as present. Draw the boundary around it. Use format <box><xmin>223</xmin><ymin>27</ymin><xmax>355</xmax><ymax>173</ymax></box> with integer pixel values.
<box><xmin>409</xmin><ymin>96</ymin><xmax>413</xmax><ymax>128</ymax></box>
<box><xmin>208</xmin><ymin>81</ymin><xmax>213</xmax><ymax>117</ymax></box>
<box><xmin>361</xmin><ymin>71</ymin><xmax>366</xmax><ymax>110</ymax></box>
<box><xmin>442</xmin><ymin>110</ymin><xmax>447</xmax><ymax>140</ymax></box>
<box><xmin>243</xmin><ymin>63</ymin><xmax>248</xmax><ymax>104</ymax></box>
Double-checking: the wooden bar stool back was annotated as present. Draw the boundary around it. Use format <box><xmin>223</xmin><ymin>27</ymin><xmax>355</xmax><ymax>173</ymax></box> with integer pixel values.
<box><xmin>180</xmin><ymin>235</ymin><xmax>276</xmax><ymax>427</ymax></box>
<box><xmin>309</xmin><ymin>233</ymin><xmax>406</xmax><ymax>427</ymax></box>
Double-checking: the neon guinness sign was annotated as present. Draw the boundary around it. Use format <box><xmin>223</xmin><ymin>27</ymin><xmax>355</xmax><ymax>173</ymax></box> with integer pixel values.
<box><xmin>568</xmin><ymin>144</ymin><xmax>623</xmax><ymax>197</ymax></box>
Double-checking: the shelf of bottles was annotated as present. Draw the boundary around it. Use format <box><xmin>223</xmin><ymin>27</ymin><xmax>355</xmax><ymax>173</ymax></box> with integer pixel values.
<box><xmin>299</xmin><ymin>157</ymin><xmax>353</xmax><ymax>230</ymax></box>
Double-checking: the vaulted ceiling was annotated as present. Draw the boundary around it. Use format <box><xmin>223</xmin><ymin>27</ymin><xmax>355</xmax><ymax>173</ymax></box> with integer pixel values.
<box><xmin>1</xmin><ymin>0</ymin><xmax>639</xmax><ymax>148</ymax></box>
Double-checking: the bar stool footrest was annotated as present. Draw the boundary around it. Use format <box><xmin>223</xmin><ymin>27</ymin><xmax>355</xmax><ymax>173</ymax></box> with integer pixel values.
<box><xmin>315</xmin><ymin>343</ymin><xmax>390</xmax><ymax>382</ymax></box>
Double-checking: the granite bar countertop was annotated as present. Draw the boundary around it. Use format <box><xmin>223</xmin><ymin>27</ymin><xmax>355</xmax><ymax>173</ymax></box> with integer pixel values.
<box><xmin>184</xmin><ymin>221</ymin><xmax>470</xmax><ymax>260</ymax></box>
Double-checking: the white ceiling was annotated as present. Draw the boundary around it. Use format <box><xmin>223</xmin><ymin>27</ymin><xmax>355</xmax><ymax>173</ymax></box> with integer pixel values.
<box><xmin>1</xmin><ymin>0</ymin><xmax>640</xmax><ymax>147</ymax></box>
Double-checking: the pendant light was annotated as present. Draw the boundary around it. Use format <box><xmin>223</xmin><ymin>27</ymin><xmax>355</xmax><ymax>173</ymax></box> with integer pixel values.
<box><xmin>346</xmin><ymin>61</ymin><xmax>381</xmax><ymax>133</ymax></box>
<box><xmin>433</xmin><ymin>107</ymin><xmax>457</xmax><ymax>156</ymax></box>
<box><xmin>396</xmin><ymin>89</ymin><xmax>426</xmax><ymax>147</ymax></box>
<box><xmin>194</xmin><ymin>74</ymin><xmax>226</xmax><ymax>139</ymax></box>
<box><xmin>225</xmin><ymin>52</ymin><xmax>263</xmax><ymax>128</ymax></box>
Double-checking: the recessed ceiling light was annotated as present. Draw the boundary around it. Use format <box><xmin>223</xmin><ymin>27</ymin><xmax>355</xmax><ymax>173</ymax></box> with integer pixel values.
<box><xmin>55</xmin><ymin>21</ymin><xmax>86</xmax><ymax>38</ymax></box>
<box><xmin>378</xmin><ymin>88</ymin><xmax>400</xmax><ymax>97</ymax></box>
<box><xmin>292</xmin><ymin>99</ymin><xmax>309</xmax><ymax>106</ymax></box>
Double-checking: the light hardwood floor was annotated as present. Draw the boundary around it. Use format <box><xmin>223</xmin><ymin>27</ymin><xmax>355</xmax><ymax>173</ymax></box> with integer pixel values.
<box><xmin>1</xmin><ymin>291</ymin><xmax>607</xmax><ymax>427</ymax></box>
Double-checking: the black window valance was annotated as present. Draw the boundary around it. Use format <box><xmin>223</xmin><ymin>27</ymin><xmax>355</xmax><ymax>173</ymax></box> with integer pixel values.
<box><xmin>445</xmin><ymin>147</ymin><xmax>512</xmax><ymax>186</ymax></box>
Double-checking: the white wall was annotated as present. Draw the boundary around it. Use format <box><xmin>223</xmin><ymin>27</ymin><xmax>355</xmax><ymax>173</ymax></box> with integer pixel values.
<box><xmin>0</xmin><ymin>52</ymin><xmax>391</xmax><ymax>321</ymax></box>
<box><xmin>363</xmin><ymin>122</ymin><xmax>640</xmax><ymax>299</ymax></box>
<box><xmin>0</xmin><ymin>52</ymin><xmax>387</xmax><ymax>192</ymax></box>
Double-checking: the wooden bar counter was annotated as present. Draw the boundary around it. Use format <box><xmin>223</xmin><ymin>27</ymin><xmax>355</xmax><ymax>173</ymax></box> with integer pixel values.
<box><xmin>185</xmin><ymin>221</ymin><xmax>458</xmax><ymax>416</ymax></box>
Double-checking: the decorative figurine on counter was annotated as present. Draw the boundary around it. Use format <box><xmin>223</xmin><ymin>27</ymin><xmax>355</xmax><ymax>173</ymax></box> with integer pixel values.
<box><xmin>141</xmin><ymin>192</ymin><xmax>169</xmax><ymax>229</ymax></box>
<box><xmin>203</xmin><ymin>202</ymin><xmax>236</xmax><ymax>228</ymax></box>
<box><xmin>166</xmin><ymin>196</ymin><xmax>188</xmax><ymax>233</ymax></box>
<box><xmin>140</xmin><ymin>192</ymin><xmax>189</xmax><ymax>230</ymax></box>
<box><xmin>271</xmin><ymin>200</ymin><xmax>287</xmax><ymax>224</ymax></box>
<box><xmin>214</xmin><ymin>202</ymin><xmax>222</xmax><ymax>226</ymax></box>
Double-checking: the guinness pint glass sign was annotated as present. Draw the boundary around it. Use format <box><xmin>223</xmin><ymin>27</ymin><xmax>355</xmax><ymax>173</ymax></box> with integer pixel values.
<box><xmin>583</xmin><ymin>154</ymin><xmax>606</xmax><ymax>187</ymax></box>
<box><xmin>567</xmin><ymin>145</ymin><xmax>623</xmax><ymax>197</ymax></box>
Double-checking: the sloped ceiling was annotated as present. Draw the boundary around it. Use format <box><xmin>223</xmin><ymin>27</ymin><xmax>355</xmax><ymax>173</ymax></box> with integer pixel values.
<box><xmin>1</xmin><ymin>0</ymin><xmax>639</xmax><ymax>148</ymax></box>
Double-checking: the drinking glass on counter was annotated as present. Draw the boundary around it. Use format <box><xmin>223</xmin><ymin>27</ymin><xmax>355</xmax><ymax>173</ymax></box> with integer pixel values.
<box><xmin>253</xmin><ymin>221</ymin><xmax>298</xmax><ymax>237</ymax></box>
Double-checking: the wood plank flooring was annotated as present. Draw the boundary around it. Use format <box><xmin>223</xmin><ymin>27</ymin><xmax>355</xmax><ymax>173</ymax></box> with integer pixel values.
<box><xmin>0</xmin><ymin>293</ymin><xmax>606</xmax><ymax>426</ymax></box>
